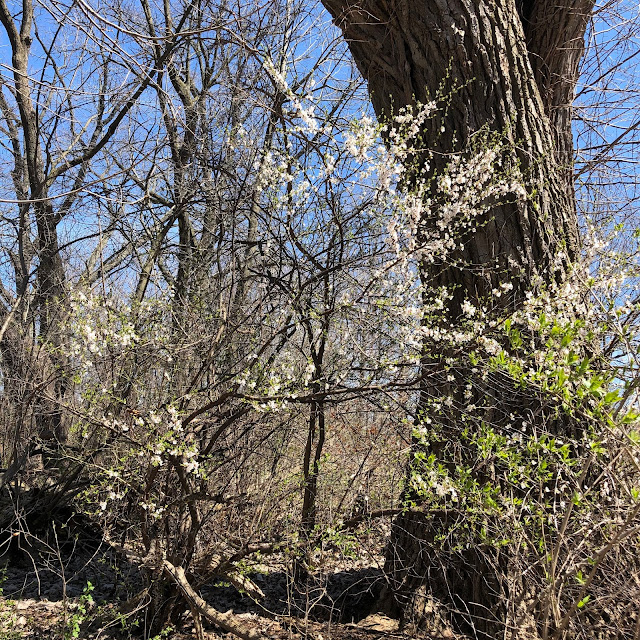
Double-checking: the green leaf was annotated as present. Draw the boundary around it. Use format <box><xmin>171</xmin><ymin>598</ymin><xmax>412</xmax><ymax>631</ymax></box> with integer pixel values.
<box><xmin>604</xmin><ymin>390</ymin><xmax>620</xmax><ymax>404</ymax></box>
<box><xmin>576</xmin><ymin>357</ymin><xmax>590</xmax><ymax>375</ymax></box>
<box><xmin>561</xmin><ymin>331</ymin><xmax>573</xmax><ymax>347</ymax></box>
<box><xmin>628</xmin><ymin>431</ymin><xmax>640</xmax><ymax>445</ymax></box>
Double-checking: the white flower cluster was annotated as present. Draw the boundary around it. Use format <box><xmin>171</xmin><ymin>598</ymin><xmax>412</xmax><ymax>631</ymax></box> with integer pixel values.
<box><xmin>343</xmin><ymin>115</ymin><xmax>378</xmax><ymax>162</ymax></box>
<box><xmin>384</xmin><ymin>102</ymin><xmax>438</xmax><ymax>158</ymax></box>
<box><xmin>410</xmin><ymin>467</ymin><xmax>458</xmax><ymax>501</ymax></box>
<box><xmin>418</xmin><ymin>148</ymin><xmax>526</xmax><ymax>265</ymax></box>
<box><xmin>68</xmin><ymin>291</ymin><xmax>139</xmax><ymax>363</ymax></box>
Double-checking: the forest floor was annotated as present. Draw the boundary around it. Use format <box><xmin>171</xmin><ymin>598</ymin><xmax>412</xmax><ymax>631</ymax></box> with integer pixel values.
<box><xmin>0</xmin><ymin>526</ymin><xmax>451</xmax><ymax>640</ymax></box>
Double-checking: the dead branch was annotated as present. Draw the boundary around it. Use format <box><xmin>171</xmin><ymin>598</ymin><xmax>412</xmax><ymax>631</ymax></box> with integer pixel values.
<box><xmin>163</xmin><ymin>559</ymin><xmax>267</xmax><ymax>640</ymax></box>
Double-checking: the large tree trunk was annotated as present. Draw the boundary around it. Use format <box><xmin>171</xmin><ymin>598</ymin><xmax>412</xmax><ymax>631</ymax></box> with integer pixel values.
<box><xmin>321</xmin><ymin>0</ymin><xmax>590</xmax><ymax>304</ymax></box>
<box><xmin>321</xmin><ymin>0</ymin><xmax>593</xmax><ymax>637</ymax></box>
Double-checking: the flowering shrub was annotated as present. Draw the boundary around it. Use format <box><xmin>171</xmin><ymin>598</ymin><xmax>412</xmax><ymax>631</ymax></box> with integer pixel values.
<box><xmin>21</xmin><ymin>77</ymin><xmax>640</xmax><ymax>639</ymax></box>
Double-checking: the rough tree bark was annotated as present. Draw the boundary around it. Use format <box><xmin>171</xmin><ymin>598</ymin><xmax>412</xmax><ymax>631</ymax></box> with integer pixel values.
<box><xmin>320</xmin><ymin>0</ymin><xmax>593</xmax><ymax>637</ymax></box>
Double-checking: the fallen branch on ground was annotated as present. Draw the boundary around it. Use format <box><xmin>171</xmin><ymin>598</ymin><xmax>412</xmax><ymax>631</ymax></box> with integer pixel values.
<box><xmin>163</xmin><ymin>559</ymin><xmax>267</xmax><ymax>640</ymax></box>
